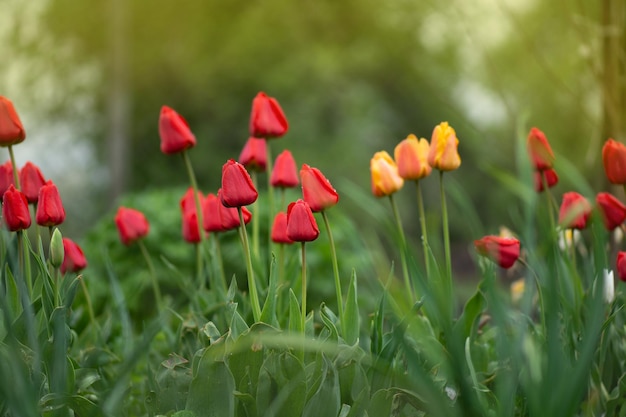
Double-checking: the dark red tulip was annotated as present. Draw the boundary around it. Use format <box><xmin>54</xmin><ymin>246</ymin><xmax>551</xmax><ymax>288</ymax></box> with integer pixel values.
<box><xmin>180</xmin><ymin>187</ymin><xmax>205</xmax><ymax>214</ymax></box>
<box><xmin>286</xmin><ymin>200</ymin><xmax>319</xmax><ymax>242</ymax></box>
<box><xmin>0</xmin><ymin>160</ymin><xmax>15</xmax><ymax>199</ymax></box>
<box><xmin>20</xmin><ymin>161</ymin><xmax>46</xmax><ymax>204</ymax></box>
<box><xmin>596</xmin><ymin>192</ymin><xmax>626</xmax><ymax>231</ymax></box>
<box><xmin>61</xmin><ymin>238</ymin><xmax>88</xmax><ymax>274</ymax></box>
<box><xmin>534</xmin><ymin>169</ymin><xmax>558</xmax><ymax>192</ymax></box>
<box><xmin>271</xmin><ymin>211</ymin><xmax>293</xmax><ymax>244</ymax></box>
<box><xmin>203</xmin><ymin>193</ymin><xmax>224</xmax><ymax>232</ymax></box>
<box><xmin>300</xmin><ymin>164</ymin><xmax>339</xmax><ymax>212</ymax></box>
<box><xmin>617</xmin><ymin>252</ymin><xmax>626</xmax><ymax>282</ymax></box>
<box><xmin>474</xmin><ymin>235</ymin><xmax>521</xmax><ymax>269</ymax></box>
<box><xmin>36</xmin><ymin>180</ymin><xmax>65</xmax><ymax>227</ymax></box>
<box><xmin>114</xmin><ymin>206</ymin><xmax>149</xmax><ymax>245</ymax></box>
<box><xmin>221</xmin><ymin>159</ymin><xmax>258</xmax><ymax>207</ymax></box>
<box><xmin>239</xmin><ymin>137</ymin><xmax>267</xmax><ymax>172</ymax></box>
<box><xmin>2</xmin><ymin>185</ymin><xmax>30</xmax><ymax>231</ymax></box>
<box><xmin>271</xmin><ymin>150</ymin><xmax>298</xmax><ymax>188</ymax></box>
<box><xmin>182</xmin><ymin>210</ymin><xmax>202</xmax><ymax>243</ymax></box>
<box><xmin>558</xmin><ymin>192</ymin><xmax>591</xmax><ymax>230</ymax></box>
<box><xmin>0</xmin><ymin>96</ymin><xmax>26</xmax><ymax>146</ymax></box>
<box><xmin>159</xmin><ymin>105</ymin><xmax>197</xmax><ymax>155</ymax></box>
<box><xmin>249</xmin><ymin>92</ymin><xmax>288</xmax><ymax>138</ymax></box>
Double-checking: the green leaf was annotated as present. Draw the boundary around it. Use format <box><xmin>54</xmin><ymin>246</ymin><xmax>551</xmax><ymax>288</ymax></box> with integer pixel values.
<box><xmin>172</xmin><ymin>411</ymin><xmax>197</xmax><ymax>417</ymax></box>
<box><xmin>288</xmin><ymin>289</ymin><xmax>302</xmax><ymax>334</ymax></box>
<box><xmin>3</xmin><ymin>264</ymin><xmax>22</xmax><ymax>319</ymax></box>
<box><xmin>368</xmin><ymin>389</ymin><xmax>393</xmax><ymax>416</ymax></box>
<box><xmin>260</xmin><ymin>255</ymin><xmax>278</xmax><ymax>327</ymax></box>
<box><xmin>302</xmin><ymin>354</ymin><xmax>340</xmax><ymax>417</ymax></box>
<box><xmin>320</xmin><ymin>303</ymin><xmax>339</xmax><ymax>343</ymax></box>
<box><xmin>229</xmin><ymin>305</ymin><xmax>249</xmax><ymax>341</ymax></box>
<box><xmin>343</xmin><ymin>270</ymin><xmax>359</xmax><ymax>346</ymax></box>
<box><xmin>452</xmin><ymin>288</ymin><xmax>485</xmax><ymax>340</ymax></box>
<box><xmin>62</xmin><ymin>276</ymin><xmax>81</xmax><ymax>309</ymax></box>
<box><xmin>186</xmin><ymin>350</ymin><xmax>235</xmax><ymax>417</ymax></box>
<box><xmin>370</xmin><ymin>292</ymin><xmax>384</xmax><ymax>355</ymax></box>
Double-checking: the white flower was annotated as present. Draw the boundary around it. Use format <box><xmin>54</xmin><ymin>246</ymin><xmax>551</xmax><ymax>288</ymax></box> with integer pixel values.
<box><xmin>603</xmin><ymin>269</ymin><xmax>615</xmax><ymax>304</ymax></box>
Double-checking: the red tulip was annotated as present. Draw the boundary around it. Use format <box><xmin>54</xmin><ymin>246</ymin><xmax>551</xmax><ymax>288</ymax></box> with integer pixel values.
<box><xmin>2</xmin><ymin>185</ymin><xmax>30</xmax><ymax>231</ymax></box>
<box><xmin>596</xmin><ymin>192</ymin><xmax>626</xmax><ymax>231</ymax></box>
<box><xmin>221</xmin><ymin>159</ymin><xmax>258</xmax><ymax>207</ymax></box>
<box><xmin>249</xmin><ymin>92</ymin><xmax>288</xmax><ymax>138</ymax></box>
<box><xmin>159</xmin><ymin>105</ymin><xmax>197</xmax><ymax>155</ymax></box>
<box><xmin>182</xmin><ymin>210</ymin><xmax>202</xmax><ymax>243</ymax></box>
<box><xmin>0</xmin><ymin>96</ymin><xmax>26</xmax><ymax>146</ymax></box>
<box><xmin>534</xmin><ymin>169</ymin><xmax>559</xmax><ymax>192</ymax></box>
<box><xmin>0</xmin><ymin>160</ymin><xmax>15</xmax><ymax>199</ymax></box>
<box><xmin>220</xmin><ymin>203</ymin><xmax>252</xmax><ymax>231</ymax></box>
<box><xmin>558</xmin><ymin>192</ymin><xmax>591</xmax><ymax>230</ymax></box>
<box><xmin>527</xmin><ymin>127</ymin><xmax>555</xmax><ymax>171</ymax></box>
<box><xmin>286</xmin><ymin>199</ymin><xmax>319</xmax><ymax>242</ymax></box>
<box><xmin>272</xmin><ymin>211</ymin><xmax>293</xmax><ymax>244</ymax></box>
<box><xmin>203</xmin><ymin>191</ymin><xmax>252</xmax><ymax>232</ymax></box>
<box><xmin>238</xmin><ymin>137</ymin><xmax>267</xmax><ymax>172</ymax></box>
<box><xmin>300</xmin><ymin>164</ymin><xmax>339</xmax><ymax>212</ymax></box>
<box><xmin>602</xmin><ymin>138</ymin><xmax>626</xmax><ymax>184</ymax></box>
<box><xmin>20</xmin><ymin>161</ymin><xmax>46</xmax><ymax>204</ymax></box>
<box><xmin>114</xmin><ymin>206</ymin><xmax>150</xmax><ymax>245</ymax></box>
<box><xmin>474</xmin><ymin>235</ymin><xmax>521</xmax><ymax>269</ymax></box>
<box><xmin>617</xmin><ymin>252</ymin><xmax>626</xmax><ymax>282</ymax></box>
<box><xmin>61</xmin><ymin>238</ymin><xmax>88</xmax><ymax>274</ymax></box>
<box><xmin>271</xmin><ymin>150</ymin><xmax>298</xmax><ymax>188</ymax></box>
<box><xmin>180</xmin><ymin>187</ymin><xmax>206</xmax><ymax>215</ymax></box>
<box><xmin>36</xmin><ymin>180</ymin><xmax>65</xmax><ymax>227</ymax></box>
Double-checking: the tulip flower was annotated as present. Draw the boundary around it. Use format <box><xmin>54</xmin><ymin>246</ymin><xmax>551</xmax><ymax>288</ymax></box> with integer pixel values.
<box><xmin>527</xmin><ymin>127</ymin><xmax>555</xmax><ymax>171</ymax></box>
<box><xmin>427</xmin><ymin>122</ymin><xmax>461</xmax><ymax>171</ymax></box>
<box><xmin>182</xmin><ymin>210</ymin><xmax>202</xmax><ymax>243</ymax></box>
<box><xmin>3</xmin><ymin>185</ymin><xmax>31</xmax><ymax>231</ymax></box>
<box><xmin>602</xmin><ymin>138</ymin><xmax>626</xmax><ymax>185</ymax></box>
<box><xmin>239</xmin><ymin>137</ymin><xmax>267</xmax><ymax>172</ymax></box>
<box><xmin>370</xmin><ymin>151</ymin><xmax>404</xmax><ymax>197</ymax></box>
<box><xmin>220</xmin><ymin>159</ymin><xmax>258</xmax><ymax>207</ymax></box>
<box><xmin>20</xmin><ymin>161</ymin><xmax>46</xmax><ymax>204</ymax></box>
<box><xmin>249</xmin><ymin>92</ymin><xmax>289</xmax><ymax>139</ymax></box>
<box><xmin>558</xmin><ymin>192</ymin><xmax>591</xmax><ymax>230</ymax></box>
<box><xmin>271</xmin><ymin>150</ymin><xmax>299</xmax><ymax>188</ymax></box>
<box><xmin>36</xmin><ymin>180</ymin><xmax>66</xmax><ymax>227</ymax></box>
<box><xmin>596</xmin><ymin>192</ymin><xmax>626</xmax><ymax>231</ymax></box>
<box><xmin>474</xmin><ymin>235</ymin><xmax>521</xmax><ymax>269</ymax></box>
<box><xmin>159</xmin><ymin>105</ymin><xmax>197</xmax><ymax>155</ymax></box>
<box><xmin>114</xmin><ymin>206</ymin><xmax>150</xmax><ymax>245</ymax></box>
<box><xmin>287</xmin><ymin>200</ymin><xmax>319</xmax><ymax>242</ymax></box>
<box><xmin>0</xmin><ymin>96</ymin><xmax>26</xmax><ymax>146</ymax></box>
<box><xmin>219</xmin><ymin>194</ymin><xmax>252</xmax><ymax>231</ymax></box>
<box><xmin>180</xmin><ymin>187</ymin><xmax>206</xmax><ymax>214</ymax></box>
<box><xmin>394</xmin><ymin>134</ymin><xmax>432</xmax><ymax>180</ymax></box>
<box><xmin>271</xmin><ymin>211</ymin><xmax>293</xmax><ymax>244</ymax></box>
<box><xmin>534</xmin><ymin>168</ymin><xmax>559</xmax><ymax>192</ymax></box>
<box><xmin>61</xmin><ymin>237</ymin><xmax>88</xmax><ymax>274</ymax></box>
<box><xmin>617</xmin><ymin>252</ymin><xmax>626</xmax><ymax>282</ymax></box>
<box><xmin>203</xmin><ymin>193</ymin><xmax>224</xmax><ymax>233</ymax></box>
<box><xmin>300</xmin><ymin>164</ymin><xmax>339</xmax><ymax>212</ymax></box>
<box><xmin>0</xmin><ymin>160</ymin><xmax>14</xmax><ymax>199</ymax></box>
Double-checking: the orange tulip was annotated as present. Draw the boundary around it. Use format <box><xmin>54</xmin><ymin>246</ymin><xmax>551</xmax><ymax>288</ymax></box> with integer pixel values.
<box><xmin>370</xmin><ymin>151</ymin><xmax>404</xmax><ymax>197</ymax></box>
<box><xmin>602</xmin><ymin>139</ymin><xmax>626</xmax><ymax>184</ymax></box>
<box><xmin>527</xmin><ymin>127</ymin><xmax>555</xmax><ymax>171</ymax></box>
<box><xmin>427</xmin><ymin>122</ymin><xmax>461</xmax><ymax>171</ymax></box>
<box><xmin>394</xmin><ymin>134</ymin><xmax>432</xmax><ymax>180</ymax></box>
<box><xmin>0</xmin><ymin>96</ymin><xmax>26</xmax><ymax>147</ymax></box>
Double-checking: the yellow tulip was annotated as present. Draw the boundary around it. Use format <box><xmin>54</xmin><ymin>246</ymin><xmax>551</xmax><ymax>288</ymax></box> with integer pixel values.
<box><xmin>427</xmin><ymin>122</ymin><xmax>461</xmax><ymax>171</ymax></box>
<box><xmin>394</xmin><ymin>134</ymin><xmax>432</xmax><ymax>180</ymax></box>
<box><xmin>370</xmin><ymin>151</ymin><xmax>404</xmax><ymax>197</ymax></box>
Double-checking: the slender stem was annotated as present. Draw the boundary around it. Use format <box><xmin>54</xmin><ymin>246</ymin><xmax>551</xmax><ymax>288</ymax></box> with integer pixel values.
<box><xmin>280</xmin><ymin>187</ymin><xmax>286</xmax><ymax>212</ymax></box>
<box><xmin>251</xmin><ymin>171</ymin><xmax>260</xmax><ymax>258</ymax></box>
<box><xmin>415</xmin><ymin>180</ymin><xmax>431</xmax><ymax>279</ymax></box>
<box><xmin>439</xmin><ymin>171</ymin><xmax>453</xmax><ymax>306</ymax></box>
<box><xmin>80</xmin><ymin>276</ymin><xmax>100</xmax><ymax>335</ymax></box>
<box><xmin>196</xmin><ymin>243</ymin><xmax>204</xmax><ymax>291</ymax></box>
<box><xmin>389</xmin><ymin>193</ymin><xmax>413</xmax><ymax>303</ymax></box>
<box><xmin>239</xmin><ymin>207</ymin><xmax>261</xmax><ymax>322</ymax></box>
<box><xmin>214</xmin><ymin>234</ymin><xmax>227</xmax><ymax>292</ymax></box>
<box><xmin>321</xmin><ymin>210</ymin><xmax>343</xmax><ymax>326</ymax></box>
<box><xmin>278</xmin><ymin>243</ymin><xmax>285</xmax><ymax>285</ymax></box>
<box><xmin>266</xmin><ymin>142</ymin><xmax>275</xmax><ymax>257</ymax></box>
<box><xmin>182</xmin><ymin>150</ymin><xmax>205</xmax><ymax>243</ymax></box>
<box><xmin>8</xmin><ymin>145</ymin><xmax>20</xmax><ymax>189</ymax></box>
<box><xmin>301</xmin><ymin>242</ymin><xmax>307</xmax><ymax>333</ymax></box>
<box><xmin>137</xmin><ymin>239</ymin><xmax>163</xmax><ymax>312</ymax></box>
<box><xmin>17</xmin><ymin>231</ymin><xmax>31</xmax><ymax>297</ymax></box>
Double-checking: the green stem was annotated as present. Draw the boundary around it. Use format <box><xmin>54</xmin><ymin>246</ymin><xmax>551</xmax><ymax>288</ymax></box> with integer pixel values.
<box><xmin>182</xmin><ymin>149</ymin><xmax>206</xmax><ymax>243</ymax></box>
<box><xmin>196</xmin><ymin>243</ymin><xmax>204</xmax><ymax>291</ymax></box>
<box><xmin>439</xmin><ymin>171</ymin><xmax>453</xmax><ymax>307</ymax></box>
<box><xmin>17</xmin><ymin>231</ymin><xmax>31</xmax><ymax>298</ymax></box>
<box><xmin>213</xmin><ymin>234</ymin><xmax>227</xmax><ymax>293</ymax></box>
<box><xmin>321</xmin><ymin>210</ymin><xmax>343</xmax><ymax>327</ymax></box>
<box><xmin>301</xmin><ymin>242</ymin><xmax>307</xmax><ymax>333</ymax></box>
<box><xmin>415</xmin><ymin>180</ymin><xmax>430</xmax><ymax>279</ymax></box>
<box><xmin>251</xmin><ymin>171</ymin><xmax>260</xmax><ymax>258</ymax></box>
<box><xmin>137</xmin><ymin>239</ymin><xmax>163</xmax><ymax>312</ymax></box>
<box><xmin>80</xmin><ymin>276</ymin><xmax>100</xmax><ymax>335</ymax></box>
<box><xmin>389</xmin><ymin>193</ymin><xmax>413</xmax><ymax>303</ymax></box>
<box><xmin>8</xmin><ymin>145</ymin><xmax>20</xmax><ymax>189</ymax></box>
<box><xmin>239</xmin><ymin>207</ymin><xmax>261</xmax><ymax>322</ymax></box>
<box><xmin>266</xmin><ymin>142</ymin><xmax>275</xmax><ymax>257</ymax></box>
<box><xmin>541</xmin><ymin>172</ymin><xmax>557</xmax><ymax>233</ymax></box>
<box><xmin>278</xmin><ymin>243</ymin><xmax>285</xmax><ymax>285</ymax></box>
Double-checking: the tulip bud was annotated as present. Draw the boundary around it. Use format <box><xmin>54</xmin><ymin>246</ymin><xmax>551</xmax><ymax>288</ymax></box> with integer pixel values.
<box><xmin>602</xmin><ymin>138</ymin><xmax>626</xmax><ymax>184</ymax></box>
<box><xmin>238</xmin><ymin>137</ymin><xmax>267</xmax><ymax>172</ymax></box>
<box><xmin>558</xmin><ymin>192</ymin><xmax>591</xmax><ymax>230</ymax></box>
<box><xmin>527</xmin><ymin>127</ymin><xmax>555</xmax><ymax>171</ymax></box>
<box><xmin>159</xmin><ymin>105</ymin><xmax>197</xmax><ymax>155</ymax></box>
<box><xmin>271</xmin><ymin>211</ymin><xmax>293</xmax><ymax>244</ymax></box>
<box><xmin>0</xmin><ymin>96</ymin><xmax>26</xmax><ymax>146</ymax></box>
<box><xmin>114</xmin><ymin>206</ymin><xmax>150</xmax><ymax>246</ymax></box>
<box><xmin>221</xmin><ymin>159</ymin><xmax>258</xmax><ymax>207</ymax></box>
<box><xmin>49</xmin><ymin>228</ymin><xmax>64</xmax><ymax>268</ymax></box>
<box><xmin>300</xmin><ymin>164</ymin><xmax>339</xmax><ymax>212</ymax></box>
<box><xmin>370</xmin><ymin>151</ymin><xmax>404</xmax><ymax>197</ymax></box>
<box><xmin>271</xmin><ymin>150</ymin><xmax>299</xmax><ymax>188</ymax></box>
<box><xmin>203</xmin><ymin>193</ymin><xmax>224</xmax><ymax>232</ymax></box>
<box><xmin>0</xmin><ymin>160</ymin><xmax>15</xmax><ymax>200</ymax></box>
<box><xmin>286</xmin><ymin>200</ymin><xmax>319</xmax><ymax>242</ymax></box>
<box><xmin>617</xmin><ymin>252</ymin><xmax>626</xmax><ymax>282</ymax></box>
<box><xmin>249</xmin><ymin>92</ymin><xmax>289</xmax><ymax>138</ymax></box>
<box><xmin>61</xmin><ymin>238</ymin><xmax>87</xmax><ymax>274</ymax></box>
<box><xmin>474</xmin><ymin>235</ymin><xmax>521</xmax><ymax>269</ymax></box>
<box><xmin>596</xmin><ymin>192</ymin><xmax>626</xmax><ymax>231</ymax></box>
<box><xmin>427</xmin><ymin>122</ymin><xmax>461</xmax><ymax>171</ymax></box>
<box><xmin>36</xmin><ymin>180</ymin><xmax>66</xmax><ymax>227</ymax></box>
<box><xmin>182</xmin><ymin>210</ymin><xmax>202</xmax><ymax>243</ymax></box>
<box><xmin>534</xmin><ymin>169</ymin><xmax>558</xmax><ymax>192</ymax></box>
<box><xmin>394</xmin><ymin>134</ymin><xmax>432</xmax><ymax>180</ymax></box>
<box><xmin>180</xmin><ymin>187</ymin><xmax>205</xmax><ymax>214</ymax></box>
<box><xmin>20</xmin><ymin>161</ymin><xmax>46</xmax><ymax>204</ymax></box>
<box><xmin>3</xmin><ymin>185</ymin><xmax>31</xmax><ymax>231</ymax></box>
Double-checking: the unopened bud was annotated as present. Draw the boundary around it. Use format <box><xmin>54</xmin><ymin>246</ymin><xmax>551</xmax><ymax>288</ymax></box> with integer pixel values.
<box><xmin>50</xmin><ymin>228</ymin><xmax>64</xmax><ymax>268</ymax></box>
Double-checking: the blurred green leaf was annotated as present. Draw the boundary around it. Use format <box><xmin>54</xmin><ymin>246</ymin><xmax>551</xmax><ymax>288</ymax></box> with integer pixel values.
<box><xmin>186</xmin><ymin>351</ymin><xmax>235</xmax><ymax>417</ymax></box>
<box><xmin>343</xmin><ymin>270</ymin><xmax>359</xmax><ymax>346</ymax></box>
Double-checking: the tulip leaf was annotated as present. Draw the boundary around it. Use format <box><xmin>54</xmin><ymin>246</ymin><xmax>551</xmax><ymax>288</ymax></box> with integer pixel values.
<box><xmin>320</xmin><ymin>303</ymin><xmax>339</xmax><ymax>343</ymax></box>
<box><xmin>186</xmin><ymin>350</ymin><xmax>235</xmax><ymax>417</ymax></box>
<box><xmin>302</xmin><ymin>354</ymin><xmax>340</xmax><ymax>417</ymax></box>
<box><xmin>343</xmin><ymin>270</ymin><xmax>359</xmax><ymax>346</ymax></box>
<box><xmin>452</xmin><ymin>288</ymin><xmax>485</xmax><ymax>341</ymax></box>
<box><xmin>288</xmin><ymin>289</ymin><xmax>302</xmax><ymax>334</ymax></box>
<box><xmin>260</xmin><ymin>254</ymin><xmax>278</xmax><ymax>327</ymax></box>
<box><xmin>3</xmin><ymin>264</ymin><xmax>22</xmax><ymax>319</ymax></box>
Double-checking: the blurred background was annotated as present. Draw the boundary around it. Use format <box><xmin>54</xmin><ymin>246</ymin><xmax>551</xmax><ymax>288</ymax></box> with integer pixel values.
<box><xmin>0</xmin><ymin>0</ymin><xmax>623</xmax><ymax>269</ymax></box>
